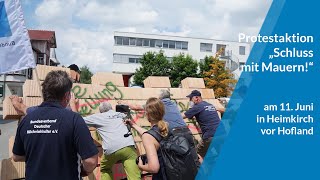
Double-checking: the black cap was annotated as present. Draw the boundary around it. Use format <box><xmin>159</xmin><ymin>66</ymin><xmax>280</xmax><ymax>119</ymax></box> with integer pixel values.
<box><xmin>186</xmin><ymin>90</ymin><xmax>201</xmax><ymax>98</ymax></box>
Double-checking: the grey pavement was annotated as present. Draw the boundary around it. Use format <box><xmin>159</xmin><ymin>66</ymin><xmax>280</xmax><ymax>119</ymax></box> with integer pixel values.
<box><xmin>0</xmin><ymin>114</ymin><xmax>18</xmax><ymax>161</ymax></box>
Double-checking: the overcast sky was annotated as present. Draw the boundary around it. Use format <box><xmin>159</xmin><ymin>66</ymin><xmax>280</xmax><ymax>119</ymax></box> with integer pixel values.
<box><xmin>21</xmin><ymin>0</ymin><xmax>272</xmax><ymax>73</ymax></box>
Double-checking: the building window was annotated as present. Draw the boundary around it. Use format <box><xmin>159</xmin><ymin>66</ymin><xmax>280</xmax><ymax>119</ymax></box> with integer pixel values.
<box><xmin>114</xmin><ymin>36</ymin><xmax>188</xmax><ymax>50</ymax></box>
<box><xmin>123</xmin><ymin>37</ymin><xmax>129</xmax><ymax>45</ymax></box>
<box><xmin>114</xmin><ymin>54</ymin><xmax>142</xmax><ymax>64</ymax></box>
<box><xmin>169</xmin><ymin>41</ymin><xmax>175</xmax><ymax>49</ymax></box>
<box><xmin>239</xmin><ymin>46</ymin><xmax>246</xmax><ymax>55</ymax></box>
<box><xmin>155</xmin><ymin>40</ymin><xmax>162</xmax><ymax>48</ymax></box>
<box><xmin>175</xmin><ymin>41</ymin><xmax>182</xmax><ymax>49</ymax></box>
<box><xmin>136</xmin><ymin>38</ymin><xmax>143</xmax><ymax>46</ymax></box>
<box><xmin>129</xmin><ymin>38</ymin><xmax>136</xmax><ymax>46</ymax></box>
<box><xmin>200</xmin><ymin>43</ymin><xmax>212</xmax><ymax>52</ymax></box>
<box><xmin>150</xmin><ymin>39</ymin><xmax>156</xmax><ymax>47</ymax></box>
<box><xmin>182</xmin><ymin>42</ymin><xmax>188</xmax><ymax>50</ymax></box>
<box><xmin>37</xmin><ymin>54</ymin><xmax>44</xmax><ymax>64</ymax></box>
<box><xmin>115</xmin><ymin>36</ymin><xmax>123</xmax><ymax>45</ymax></box>
<box><xmin>239</xmin><ymin>62</ymin><xmax>245</xmax><ymax>71</ymax></box>
<box><xmin>0</xmin><ymin>84</ymin><xmax>3</xmax><ymax>97</ymax></box>
<box><xmin>129</xmin><ymin>57</ymin><xmax>140</xmax><ymax>63</ymax></box>
<box><xmin>216</xmin><ymin>44</ymin><xmax>226</xmax><ymax>56</ymax></box>
<box><xmin>143</xmin><ymin>39</ymin><xmax>150</xmax><ymax>47</ymax></box>
<box><xmin>163</xmin><ymin>41</ymin><xmax>169</xmax><ymax>48</ymax></box>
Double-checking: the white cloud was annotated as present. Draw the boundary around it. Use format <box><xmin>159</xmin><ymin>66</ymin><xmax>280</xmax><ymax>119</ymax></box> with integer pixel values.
<box><xmin>76</xmin><ymin>0</ymin><xmax>158</xmax><ymax>26</ymax></box>
<box><xmin>27</xmin><ymin>0</ymin><xmax>272</xmax><ymax>73</ymax></box>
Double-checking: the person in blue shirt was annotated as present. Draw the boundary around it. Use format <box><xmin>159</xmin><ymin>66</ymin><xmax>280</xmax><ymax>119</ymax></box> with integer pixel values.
<box><xmin>119</xmin><ymin>89</ymin><xmax>200</xmax><ymax>166</ymax></box>
<box><xmin>12</xmin><ymin>70</ymin><xmax>98</xmax><ymax>180</ymax></box>
<box><xmin>182</xmin><ymin>90</ymin><xmax>223</xmax><ymax>158</ymax></box>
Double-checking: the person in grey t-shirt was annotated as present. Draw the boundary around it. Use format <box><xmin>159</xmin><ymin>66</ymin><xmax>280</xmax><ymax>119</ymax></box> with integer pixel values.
<box><xmin>71</xmin><ymin>101</ymin><xmax>141</xmax><ymax>180</ymax></box>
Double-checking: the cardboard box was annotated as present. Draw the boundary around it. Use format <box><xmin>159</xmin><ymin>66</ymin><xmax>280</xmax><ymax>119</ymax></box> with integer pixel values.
<box><xmin>143</xmin><ymin>76</ymin><xmax>171</xmax><ymax>88</ymax></box>
<box><xmin>32</xmin><ymin>64</ymin><xmax>71</xmax><ymax>81</ymax></box>
<box><xmin>72</xmin><ymin>83</ymin><xmax>95</xmax><ymax>99</ymax></box>
<box><xmin>0</xmin><ymin>159</ymin><xmax>25</xmax><ymax>180</ymax></box>
<box><xmin>169</xmin><ymin>88</ymin><xmax>215</xmax><ymax>99</ymax></box>
<box><xmin>23</xmin><ymin>80</ymin><xmax>42</xmax><ymax>97</ymax></box>
<box><xmin>91</xmin><ymin>72</ymin><xmax>124</xmax><ymax>87</ymax></box>
<box><xmin>181</xmin><ymin>77</ymin><xmax>206</xmax><ymax>89</ymax></box>
<box><xmin>135</xmin><ymin>141</ymin><xmax>146</xmax><ymax>155</ymax></box>
<box><xmin>3</xmin><ymin>97</ymin><xmax>43</xmax><ymax>120</ymax></box>
<box><xmin>8</xmin><ymin>136</ymin><xmax>15</xmax><ymax>158</ymax></box>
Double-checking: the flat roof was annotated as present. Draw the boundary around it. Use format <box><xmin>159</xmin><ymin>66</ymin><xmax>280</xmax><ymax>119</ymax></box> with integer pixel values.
<box><xmin>114</xmin><ymin>31</ymin><xmax>250</xmax><ymax>45</ymax></box>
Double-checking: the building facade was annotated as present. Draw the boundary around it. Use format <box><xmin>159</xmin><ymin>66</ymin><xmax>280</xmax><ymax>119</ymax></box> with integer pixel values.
<box><xmin>112</xmin><ymin>31</ymin><xmax>250</xmax><ymax>86</ymax></box>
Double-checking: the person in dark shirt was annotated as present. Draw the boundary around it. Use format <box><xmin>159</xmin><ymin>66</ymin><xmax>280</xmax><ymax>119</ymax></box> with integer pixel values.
<box><xmin>12</xmin><ymin>70</ymin><xmax>98</xmax><ymax>180</ymax></box>
<box><xmin>182</xmin><ymin>90</ymin><xmax>223</xmax><ymax>158</ymax></box>
<box><xmin>118</xmin><ymin>90</ymin><xmax>200</xmax><ymax>165</ymax></box>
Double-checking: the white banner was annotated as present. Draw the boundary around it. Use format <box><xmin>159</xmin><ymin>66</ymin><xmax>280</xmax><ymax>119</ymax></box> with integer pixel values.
<box><xmin>0</xmin><ymin>0</ymin><xmax>35</xmax><ymax>74</ymax></box>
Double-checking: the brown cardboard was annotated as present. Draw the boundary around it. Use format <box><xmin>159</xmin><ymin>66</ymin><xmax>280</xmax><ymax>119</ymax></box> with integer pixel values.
<box><xmin>169</xmin><ymin>88</ymin><xmax>215</xmax><ymax>99</ymax></box>
<box><xmin>181</xmin><ymin>77</ymin><xmax>206</xmax><ymax>89</ymax></box>
<box><xmin>32</xmin><ymin>64</ymin><xmax>71</xmax><ymax>81</ymax></box>
<box><xmin>21</xmin><ymin>79</ymin><xmax>214</xmax><ymax>100</ymax></box>
<box><xmin>8</xmin><ymin>136</ymin><xmax>15</xmax><ymax>158</ymax></box>
<box><xmin>143</xmin><ymin>76</ymin><xmax>171</xmax><ymax>88</ymax></box>
<box><xmin>135</xmin><ymin>141</ymin><xmax>146</xmax><ymax>155</ymax></box>
<box><xmin>3</xmin><ymin>97</ymin><xmax>42</xmax><ymax>120</ymax></box>
<box><xmin>23</xmin><ymin>79</ymin><xmax>42</xmax><ymax>97</ymax></box>
<box><xmin>72</xmin><ymin>83</ymin><xmax>95</xmax><ymax>99</ymax></box>
<box><xmin>91</xmin><ymin>72</ymin><xmax>124</xmax><ymax>87</ymax></box>
<box><xmin>0</xmin><ymin>159</ymin><xmax>25</xmax><ymax>180</ymax></box>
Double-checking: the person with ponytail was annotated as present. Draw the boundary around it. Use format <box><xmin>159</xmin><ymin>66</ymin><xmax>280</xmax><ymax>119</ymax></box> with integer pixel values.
<box><xmin>128</xmin><ymin>97</ymin><xmax>168</xmax><ymax>180</ymax></box>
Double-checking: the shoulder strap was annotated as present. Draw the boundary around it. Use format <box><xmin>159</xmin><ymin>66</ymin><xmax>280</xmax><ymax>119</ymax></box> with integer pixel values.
<box><xmin>145</xmin><ymin>129</ymin><xmax>163</xmax><ymax>142</ymax></box>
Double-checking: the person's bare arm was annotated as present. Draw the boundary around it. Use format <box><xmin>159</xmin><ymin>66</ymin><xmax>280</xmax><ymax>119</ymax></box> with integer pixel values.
<box><xmin>128</xmin><ymin>120</ymin><xmax>147</xmax><ymax>135</ymax></box>
<box><xmin>138</xmin><ymin>134</ymin><xmax>160</xmax><ymax>173</ymax></box>
<box><xmin>9</xmin><ymin>95</ymin><xmax>28</xmax><ymax>115</ymax></box>
<box><xmin>117</xmin><ymin>100</ymin><xmax>144</xmax><ymax>111</ymax></box>
<box><xmin>82</xmin><ymin>154</ymin><xmax>98</xmax><ymax>174</ymax></box>
<box><xmin>69</xmin><ymin>93</ymin><xmax>79</xmax><ymax>112</ymax></box>
<box><xmin>12</xmin><ymin>154</ymin><xmax>25</xmax><ymax>162</ymax></box>
<box><xmin>181</xmin><ymin>113</ymin><xmax>187</xmax><ymax>119</ymax></box>
<box><xmin>216</xmin><ymin>107</ymin><xmax>225</xmax><ymax>113</ymax></box>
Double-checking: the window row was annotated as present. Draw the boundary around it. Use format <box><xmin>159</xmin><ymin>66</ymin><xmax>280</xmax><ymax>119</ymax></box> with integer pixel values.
<box><xmin>200</xmin><ymin>43</ymin><xmax>246</xmax><ymax>55</ymax></box>
<box><xmin>114</xmin><ymin>54</ymin><xmax>174</xmax><ymax>64</ymax></box>
<box><xmin>115</xmin><ymin>36</ymin><xmax>188</xmax><ymax>50</ymax></box>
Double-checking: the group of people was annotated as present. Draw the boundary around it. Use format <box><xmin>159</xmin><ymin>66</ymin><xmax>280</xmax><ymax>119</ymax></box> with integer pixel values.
<box><xmin>10</xmin><ymin>70</ymin><xmax>224</xmax><ymax>180</ymax></box>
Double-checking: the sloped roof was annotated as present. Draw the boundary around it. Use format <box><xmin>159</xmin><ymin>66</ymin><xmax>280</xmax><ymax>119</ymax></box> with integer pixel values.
<box><xmin>28</xmin><ymin>30</ymin><xmax>57</xmax><ymax>48</ymax></box>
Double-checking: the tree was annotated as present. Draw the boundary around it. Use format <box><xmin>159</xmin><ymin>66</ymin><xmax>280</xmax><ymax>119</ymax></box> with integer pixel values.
<box><xmin>203</xmin><ymin>54</ymin><xmax>237</xmax><ymax>98</ymax></box>
<box><xmin>80</xmin><ymin>65</ymin><xmax>93</xmax><ymax>84</ymax></box>
<box><xmin>199</xmin><ymin>56</ymin><xmax>213</xmax><ymax>77</ymax></box>
<box><xmin>133</xmin><ymin>51</ymin><xmax>171</xmax><ymax>86</ymax></box>
<box><xmin>170</xmin><ymin>54</ymin><xmax>198</xmax><ymax>87</ymax></box>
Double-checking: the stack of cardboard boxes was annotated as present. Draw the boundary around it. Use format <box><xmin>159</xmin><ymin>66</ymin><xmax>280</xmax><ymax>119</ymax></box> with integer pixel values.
<box><xmin>1</xmin><ymin>65</ymin><xmax>224</xmax><ymax>180</ymax></box>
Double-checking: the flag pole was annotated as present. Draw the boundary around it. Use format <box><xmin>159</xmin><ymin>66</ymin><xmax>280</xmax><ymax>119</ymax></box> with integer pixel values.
<box><xmin>3</xmin><ymin>74</ymin><xmax>6</xmax><ymax>100</ymax></box>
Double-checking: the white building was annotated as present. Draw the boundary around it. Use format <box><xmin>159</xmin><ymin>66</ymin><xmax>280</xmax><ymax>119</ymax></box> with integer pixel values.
<box><xmin>112</xmin><ymin>31</ymin><xmax>250</xmax><ymax>86</ymax></box>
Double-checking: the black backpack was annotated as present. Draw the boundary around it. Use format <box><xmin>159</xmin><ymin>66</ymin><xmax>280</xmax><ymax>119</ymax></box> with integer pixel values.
<box><xmin>147</xmin><ymin>129</ymin><xmax>198</xmax><ymax>180</ymax></box>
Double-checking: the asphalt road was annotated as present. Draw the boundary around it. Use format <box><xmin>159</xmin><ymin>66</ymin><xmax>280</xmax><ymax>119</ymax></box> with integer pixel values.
<box><xmin>0</xmin><ymin>115</ymin><xmax>17</xmax><ymax>161</ymax></box>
